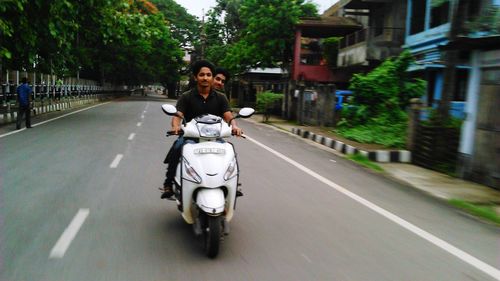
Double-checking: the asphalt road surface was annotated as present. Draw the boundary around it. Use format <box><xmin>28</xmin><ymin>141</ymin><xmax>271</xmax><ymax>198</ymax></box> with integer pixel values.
<box><xmin>1</xmin><ymin>97</ymin><xmax>499</xmax><ymax>281</ymax></box>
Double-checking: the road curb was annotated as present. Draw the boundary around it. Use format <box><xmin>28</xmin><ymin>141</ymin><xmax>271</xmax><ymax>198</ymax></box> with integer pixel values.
<box><xmin>291</xmin><ymin>127</ymin><xmax>411</xmax><ymax>163</ymax></box>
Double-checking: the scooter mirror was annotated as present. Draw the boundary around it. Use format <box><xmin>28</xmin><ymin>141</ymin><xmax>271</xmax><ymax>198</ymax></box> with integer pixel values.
<box><xmin>161</xmin><ymin>104</ymin><xmax>178</xmax><ymax>116</ymax></box>
<box><xmin>238</xmin><ymin>107</ymin><xmax>255</xmax><ymax>118</ymax></box>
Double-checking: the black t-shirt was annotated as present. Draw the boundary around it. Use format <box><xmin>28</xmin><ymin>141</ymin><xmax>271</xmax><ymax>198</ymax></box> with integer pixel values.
<box><xmin>176</xmin><ymin>88</ymin><xmax>231</xmax><ymax>122</ymax></box>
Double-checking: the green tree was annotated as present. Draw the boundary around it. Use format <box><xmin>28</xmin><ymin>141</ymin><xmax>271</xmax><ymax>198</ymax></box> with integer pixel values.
<box><xmin>150</xmin><ymin>0</ymin><xmax>200</xmax><ymax>50</ymax></box>
<box><xmin>1</xmin><ymin>0</ymin><xmax>183</xmax><ymax>88</ymax></box>
<box><xmin>322</xmin><ymin>37</ymin><xmax>340</xmax><ymax>68</ymax></box>
<box><xmin>348</xmin><ymin>50</ymin><xmax>425</xmax><ymax>120</ymax></box>
<box><xmin>204</xmin><ymin>0</ymin><xmax>244</xmax><ymax>65</ymax></box>
<box><xmin>0</xmin><ymin>0</ymin><xmax>27</xmax><ymax>60</ymax></box>
<box><xmin>256</xmin><ymin>91</ymin><xmax>283</xmax><ymax>122</ymax></box>
<box><xmin>336</xmin><ymin>51</ymin><xmax>426</xmax><ymax>148</ymax></box>
<box><xmin>220</xmin><ymin>0</ymin><xmax>318</xmax><ymax>74</ymax></box>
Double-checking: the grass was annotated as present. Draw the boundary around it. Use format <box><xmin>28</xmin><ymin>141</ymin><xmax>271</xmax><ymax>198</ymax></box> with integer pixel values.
<box><xmin>347</xmin><ymin>154</ymin><xmax>384</xmax><ymax>173</ymax></box>
<box><xmin>449</xmin><ymin>199</ymin><xmax>500</xmax><ymax>225</ymax></box>
<box><xmin>335</xmin><ymin>123</ymin><xmax>407</xmax><ymax>149</ymax></box>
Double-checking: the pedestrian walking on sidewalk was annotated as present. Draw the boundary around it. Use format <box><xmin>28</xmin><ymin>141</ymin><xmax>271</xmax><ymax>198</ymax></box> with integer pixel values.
<box><xmin>16</xmin><ymin>77</ymin><xmax>33</xmax><ymax>130</ymax></box>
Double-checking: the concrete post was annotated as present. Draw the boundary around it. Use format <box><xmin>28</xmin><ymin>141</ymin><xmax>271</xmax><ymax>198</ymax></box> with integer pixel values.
<box><xmin>319</xmin><ymin>84</ymin><xmax>336</xmax><ymax>127</ymax></box>
<box><xmin>407</xmin><ymin>98</ymin><xmax>422</xmax><ymax>151</ymax></box>
<box><xmin>297</xmin><ymin>80</ymin><xmax>305</xmax><ymax>125</ymax></box>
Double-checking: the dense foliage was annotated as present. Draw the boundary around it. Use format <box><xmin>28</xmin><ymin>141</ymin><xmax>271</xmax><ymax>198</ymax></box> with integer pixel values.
<box><xmin>465</xmin><ymin>4</ymin><xmax>500</xmax><ymax>35</ymax></box>
<box><xmin>150</xmin><ymin>0</ymin><xmax>200</xmax><ymax>50</ymax></box>
<box><xmin>0</xmin><ymin>0</ymin><xmax>183</xmax><ymax>86</ymax></box>
<box><xmin>205</xmin><ymin>0</ymin><xmax>318</xmax><ymax>74</ymax></box>
<box><xmin>321</xmin><ymin>37</ymin><xmax>340</xmax><ymax>68</ymax></box>
<box><xmin>256</xmin><ymin>91</ymin><xmax>283</xmax><ymax>122</ymax></box>
<box><xmin>335</xmin><ymin>51</ymin><xmax>426</xmax><ymax>148</ymax></box>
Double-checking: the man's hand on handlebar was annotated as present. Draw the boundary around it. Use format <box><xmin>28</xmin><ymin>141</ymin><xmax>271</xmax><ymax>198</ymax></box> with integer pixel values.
<box><xmin>172</xmin><ymin>124</ymin><xmax>182</xmax><ymax>135</ymax></box>
<box><xmin>232</xmin><ymin>125</ymin><xmax>243</xmax><ymax>137</ymax></box>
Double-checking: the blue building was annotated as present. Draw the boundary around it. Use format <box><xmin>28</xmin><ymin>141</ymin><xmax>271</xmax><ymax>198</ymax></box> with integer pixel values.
<box><xmin>404</xmin><ymin>0</ymin><xmax>481</xmax><ymax>119</ymax></box>
<box><xmin>405</xmin><ymin>0</ymin><xmax>500</xmax><ymax>188</ymax></box>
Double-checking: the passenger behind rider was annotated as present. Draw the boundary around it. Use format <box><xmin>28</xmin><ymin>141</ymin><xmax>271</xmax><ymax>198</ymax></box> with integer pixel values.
<box><xmin>213</xmin><ymin>67</ymin><xmax>230</xmax><ymax>92</ymax></box>
<box><xmin>161</xmin><ymin>60</ymin><xmax>242</xmax><ymax>199</ymax></box>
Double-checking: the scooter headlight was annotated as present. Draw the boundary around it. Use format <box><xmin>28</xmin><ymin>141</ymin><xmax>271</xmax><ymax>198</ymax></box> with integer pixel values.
<box><xmin>224</xmin><ymin>157</ymin><xmax>238</xmax><ymax>181</ymax></box>
<box><xmin>197</xmin><ymin>123</ymin><xmax>221</xmax><ymax>138</ymax></box>
<box><xmin>183</xmin><ymin>158</ymin><xmax>202</xmax><ymax>183</ymax></box>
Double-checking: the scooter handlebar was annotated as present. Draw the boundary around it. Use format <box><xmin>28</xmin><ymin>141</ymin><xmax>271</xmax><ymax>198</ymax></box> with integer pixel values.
<box><xmin>166</xmin><ymin>130</ymin><xmax>184</xmax><ymax>137</ymax></box>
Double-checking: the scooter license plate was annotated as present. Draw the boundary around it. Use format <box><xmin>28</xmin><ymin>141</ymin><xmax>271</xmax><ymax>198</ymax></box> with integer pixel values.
<box><xmin>194</xmin><ymin>148</ymin><xmax>226</xmax><ymax>154</ymax></box>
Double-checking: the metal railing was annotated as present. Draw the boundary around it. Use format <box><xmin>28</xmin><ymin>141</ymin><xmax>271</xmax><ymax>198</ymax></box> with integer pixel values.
<box><xmin>339</xmin><ymin>27</ymin><xmax>405</xmax><ymax>49</ymax></box>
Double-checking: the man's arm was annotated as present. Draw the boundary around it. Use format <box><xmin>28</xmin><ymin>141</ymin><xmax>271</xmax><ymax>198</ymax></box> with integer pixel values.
<box><xmin>223</xmin><ymin>111</ymin><xmax>242</xmax><ymax>136</ymax></box>
<box><xmin>171</xmin><ymin>112</ymin><xmax>184</xmax><ymax>134</ymax></box>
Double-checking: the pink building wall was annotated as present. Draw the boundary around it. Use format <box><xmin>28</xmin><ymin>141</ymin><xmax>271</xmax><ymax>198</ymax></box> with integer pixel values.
<box><xmin>292</xmin><ymin>30</ymin><xmax>335</xmax><ymax>83</ymax></box>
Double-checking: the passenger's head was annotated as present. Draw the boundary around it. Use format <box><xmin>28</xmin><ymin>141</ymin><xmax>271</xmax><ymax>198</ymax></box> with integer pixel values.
<box><xmin>213</xmin><ymin>67</ymin><xmax>230</xmax><ymax>90</ymax></box>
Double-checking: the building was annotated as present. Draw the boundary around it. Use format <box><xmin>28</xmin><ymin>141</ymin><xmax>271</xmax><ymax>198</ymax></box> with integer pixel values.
<box><xmin>406</xmin><ymin>0</ymin><xmax>500</xmax><ymax>188</ymax></box>
<box><xmin>325</xmin><ymin>0</ymin><xmax>408</xmax><ymax>89</ymax></box>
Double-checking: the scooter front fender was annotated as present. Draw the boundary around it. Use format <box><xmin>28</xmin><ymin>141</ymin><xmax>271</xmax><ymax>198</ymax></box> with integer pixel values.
<box><xmin>196</xmin><ymin>188</ymin><xmax>225</xmax><ymax>216</ymax></box>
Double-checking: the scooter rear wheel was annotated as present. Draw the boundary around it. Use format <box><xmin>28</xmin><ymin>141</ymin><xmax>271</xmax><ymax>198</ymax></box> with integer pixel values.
<box><xmin>204</xmin><ymin>215</ymin><xmax>222</xmax><ymax>258</ymax></box>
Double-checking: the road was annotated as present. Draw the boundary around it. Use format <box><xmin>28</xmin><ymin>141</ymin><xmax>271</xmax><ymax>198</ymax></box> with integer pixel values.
<box><xmin>1</xmin><ymin>97</ymin><xmax>499</xmax><ymax>281</ymax></box>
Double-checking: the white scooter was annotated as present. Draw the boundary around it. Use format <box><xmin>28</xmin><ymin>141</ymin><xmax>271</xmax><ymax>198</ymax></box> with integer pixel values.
<box><xmin>161</xmin><ymin>104</ymin><xmax>255</xmax><ymax>258</ymax></box>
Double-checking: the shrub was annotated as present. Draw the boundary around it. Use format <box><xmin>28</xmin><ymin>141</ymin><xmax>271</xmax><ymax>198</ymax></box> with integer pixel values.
<box><xmin>256</xmin><ymin>91</ymin><xmax>283</xmax><ymax>122</ymax></box>
<box><xmin>335</xmin><ymin>50</ymin><xmax>425</xmax><ymax>148</ymax></box>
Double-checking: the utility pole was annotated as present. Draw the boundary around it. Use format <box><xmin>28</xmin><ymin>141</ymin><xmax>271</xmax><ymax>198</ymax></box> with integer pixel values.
<box><xmin>438</xmin><ymin>0</ymin><xmax>468</xmax><ymax>123</ymax></box>
<box><xmin>200</xmin><ymin>9</ymin><xmax>207</xmax><ymax>59</ymax></box>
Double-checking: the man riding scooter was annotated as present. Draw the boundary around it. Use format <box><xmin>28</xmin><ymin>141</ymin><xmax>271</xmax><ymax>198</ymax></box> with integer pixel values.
<box><xmin>160</xmin><ymin>60</ymin><xmax>242</xmax><ymax>199</ymax></box>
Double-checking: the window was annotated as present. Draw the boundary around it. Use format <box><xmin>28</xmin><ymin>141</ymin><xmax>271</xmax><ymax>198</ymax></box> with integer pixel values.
<box><xmin>481</xmin><ymin>68</ymin><xmax>500</xmax><ymax>85</ymax></box>
<box><xmin>410</xmin><ymin>0</ymin><xmax>427</xmax><ymax>34</ymax></box>
<box><xmin>453</xmin><ymin>69</ymin><xmax>468</xmax><ymax>101</ymax></box>
<box><xmin>426</xmin><ymin>71</ymin><xmax>437</xmax><ymax>106</ymax></box>
<box><xmin>430</xmin><ymin>0</ymin><xmax>450</xmax><ymax>28</ymax></box>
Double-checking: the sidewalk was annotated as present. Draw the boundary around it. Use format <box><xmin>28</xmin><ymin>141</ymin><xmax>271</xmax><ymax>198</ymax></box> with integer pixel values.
<box><xmin>246</xmin><ymin>113</ymin><xmax>500</xmax><ymax>221</ymax></box>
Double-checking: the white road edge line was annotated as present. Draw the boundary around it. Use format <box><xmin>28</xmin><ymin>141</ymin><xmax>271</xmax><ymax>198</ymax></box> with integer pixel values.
<box><xmin>110</xmin><ymin>154</ymin><xmax>124</xmax><ymax>168</ymax></box>
<box><xmin>128</xmin><ymin>133</ymin><xmax>136</xmax><ymax>140</ymax></box>
<box><xmin>49</xmin><ymin>209</ymin><xmax>89</xmax><ymax>259</ymax></box>
<box><xmin>245</xmin><ymin>135</ymin><xmax>500</xmax><ymax>280</ymax></box>
<box><xmin>301</xmin><ymin>253</ymin><xmax>313</xmax><ymax>264</ymax></box>
<box><xmin>0</xmin><ymin>102</ymin><xmax>111</xmax><ymax>139</ymax></box>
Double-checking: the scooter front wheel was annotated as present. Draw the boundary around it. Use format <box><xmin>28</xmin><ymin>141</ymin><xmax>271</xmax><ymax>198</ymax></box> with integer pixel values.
<box><xmin>204</xmin><ymin>215</ymin><xmax>222</xmax><ymax>258</ymax></box>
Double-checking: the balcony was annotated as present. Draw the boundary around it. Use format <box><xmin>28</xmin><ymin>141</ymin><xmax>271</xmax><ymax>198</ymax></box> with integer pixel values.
<box><xmin>338</xmin><ymin>27</ymin><xmax>405</xmax><ymax>67</ymax></box>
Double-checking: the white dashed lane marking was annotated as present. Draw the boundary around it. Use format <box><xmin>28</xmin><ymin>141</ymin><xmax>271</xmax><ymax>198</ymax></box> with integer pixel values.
<box><xmin>110</xmin><ymin>154</ymin><xmax>124</xmax><ymax>168</ymax></box>
<box><xmin>49</xmin><ymin>209</ymin><xmax>89</xmax><ymax>259</ymax></box>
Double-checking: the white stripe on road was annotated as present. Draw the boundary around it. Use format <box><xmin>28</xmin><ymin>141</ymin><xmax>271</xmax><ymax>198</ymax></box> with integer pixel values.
<box><xmin>245</xmin><ymin>135</ymin><xmax>500</xmax><ymax>280</ymax></box>
<box><xmin>49</xmin><ymin>209</ymin><xmax>89</xmax><ymax>259</ymax></box>
<box><xmin>137</xmin><ymin>122</ymin><xmax>142</xmax><ymax>127</ymax></box>
<box><xmin>141</xmin><ymin>115</ymin><xmax>145</xmax><ymax>119</ymax></box>
<box><xmin>0</xmin><ymin>102</ymin><xmax>111</xmax><ymax>139</ymax></box>
<box><xmin>128</xmin><ymin>133</ymin><xmax>136</xmax><ymax>140</ymax></box>
<box><xmin>110</xmin><ymin>154</ymin><xmax>123</xmax><ymax>168</ymax></box>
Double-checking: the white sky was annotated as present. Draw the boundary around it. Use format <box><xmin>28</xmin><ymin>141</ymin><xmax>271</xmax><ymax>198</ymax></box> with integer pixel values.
<box><xmin>174</xmin><ymin>0</ymin><xmax>340</xmax><ymax>19</ymax></box>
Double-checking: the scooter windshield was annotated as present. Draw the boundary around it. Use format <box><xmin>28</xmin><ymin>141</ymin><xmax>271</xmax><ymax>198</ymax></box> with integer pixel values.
<box><xmin>194</xmin><ymin>114</ymin><xmax>222</xmax><ymax>124</ymax></box>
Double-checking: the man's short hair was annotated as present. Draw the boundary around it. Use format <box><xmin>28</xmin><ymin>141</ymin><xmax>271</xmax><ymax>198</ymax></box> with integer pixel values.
<box><xmin>215</xmin><ymin>67</ymin><xmax>230</xmax><ymax>82</ymax></box>
<box><xmin>192</xmin><ymin>60</ymin><xmax>215</xmax><ymax>76</ymax></box>
<box><xmin>21</xmin><ymin>77</ymin><xmax>28</xmax><ymax>84</ymax></box>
